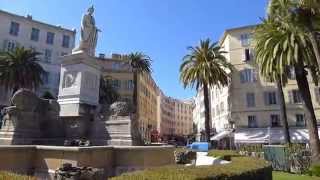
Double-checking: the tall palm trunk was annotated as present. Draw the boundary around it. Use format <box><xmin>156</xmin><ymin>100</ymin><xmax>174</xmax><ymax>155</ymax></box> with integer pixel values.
<box><xmin>294</xmin><ymin>62</ymin><xmax>320</xmax><ymax>163</ymax></box>
<box><xmin>203</xmin><ymin>84</ymin><xmax>211</xmax><ymax>142</ymax></box>
<box><xmin>276</xmin><ymin>77</ymin><xmax>291</xmax><ymax>144</ymax></box>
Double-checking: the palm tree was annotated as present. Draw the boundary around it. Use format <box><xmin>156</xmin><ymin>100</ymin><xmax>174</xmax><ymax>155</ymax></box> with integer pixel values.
<box><xmin>124</xmin><ymin>52</ymin><xmax>152</xmax><ymax>111</ymax></box>
<box><xmin>254</xmin><ymin>21</ymin><xmax>291</xmax><ymax>144</ymax></box>
<box><xmin>0</xmin><ymin>47</ymin><xmax>46</xmax><ymax>93</ymax></box>
<box><xmin>99</xmin><ymin>76</ymin><xmax>119</xmax><ymax>105</ymax></box>
<box><xmin>268</xmin><ymin>0</ymin><xmax>320</xmax><ymax>71</ymax></box>
<box><xmin>180</xmin><ymin>39</ymin><xmax>233</xmax><ymax>142</ymax></box>
<box><xmin>254</xmin><ymin>18</ymin><xmax>320</xmax><ymax>162</ymax></box>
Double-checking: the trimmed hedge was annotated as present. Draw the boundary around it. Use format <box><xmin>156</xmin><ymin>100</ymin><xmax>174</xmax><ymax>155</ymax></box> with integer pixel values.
<box><xmin>0</xmin><ymin>171</ymin><xmax>35</xmax><ymax>180</ymax></box>
<box><xmin>111</xmin><ymin>156</ymin><xmax>272</xmax><ymax>180</ymax></box>
<box><xmin>208</xmin><ymin>150</ymin><xmax>240</xmax><ymax>161</ymax></box>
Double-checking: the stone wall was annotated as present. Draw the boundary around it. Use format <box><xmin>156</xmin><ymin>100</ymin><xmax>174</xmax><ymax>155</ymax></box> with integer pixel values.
<box><xmin>0</xmin><ymin>145</ymin><xmax>175</xmax><ymax>179</ymax></box>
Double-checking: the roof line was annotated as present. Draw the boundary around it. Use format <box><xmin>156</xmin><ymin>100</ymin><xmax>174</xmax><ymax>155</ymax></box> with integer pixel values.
<box><xmin>0</xmin><ymin>9</ymin><xmax>76</xmax><ymax>33</ymax></box>
<box><xmin>219</xmin><ymin>24</ymin><xmax>259</xmax><ymax>45</ymax></box>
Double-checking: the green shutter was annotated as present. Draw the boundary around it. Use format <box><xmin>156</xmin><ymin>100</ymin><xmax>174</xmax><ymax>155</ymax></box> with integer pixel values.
<box><xmin>2</xmin><ymin>39</ymin><xmax>8</xmax><ymax>51</ymax></box>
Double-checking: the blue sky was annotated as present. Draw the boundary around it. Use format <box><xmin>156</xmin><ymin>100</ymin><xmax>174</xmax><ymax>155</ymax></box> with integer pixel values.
<box><xmin>1</xmin><ymin>0</ymin><xmax>268</xmax><ymax>99</ymax></box>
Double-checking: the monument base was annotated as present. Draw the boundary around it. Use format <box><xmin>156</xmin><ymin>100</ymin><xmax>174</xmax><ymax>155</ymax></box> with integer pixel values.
<box><xmin>90</xmin><ymin>117</ymin><xmax>139</xmax><ymax>146</ymax></box>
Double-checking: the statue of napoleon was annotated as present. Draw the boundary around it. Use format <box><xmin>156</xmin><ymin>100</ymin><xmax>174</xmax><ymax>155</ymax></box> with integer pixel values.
<box><xmin>73</xmin><ymin>6</ymin><xmax>100</xmax><ymax>56</ymax></box>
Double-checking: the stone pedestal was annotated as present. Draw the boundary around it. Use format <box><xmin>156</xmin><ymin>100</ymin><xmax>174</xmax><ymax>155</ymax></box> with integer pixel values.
<box><xmin>58</xmin><ymin>52</ymin><xmax>101</xmax><ymax>140</ymax></box>
<box><xmin>90</xmin><ymin>116</ymin><xmax>136</xmax><ymax>146</ymax></box>
<box><xmin>58</xmin><ymin>52</ymin><xmax>101</xmax><ymax>117</ymax></box>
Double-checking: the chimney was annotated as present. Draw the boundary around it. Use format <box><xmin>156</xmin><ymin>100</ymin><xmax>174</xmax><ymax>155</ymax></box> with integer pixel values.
<box><xmin>112</xmin><ymin>53</ymin><xmax>122</xmax><ymax>60</ymax></box>
<box><xmin>99</xmin><ymin>53</ymin><xmax>105</xmax><ymax>59</ymax></box>
<box><xmin>26</xmin><ymin>14</ymin><xmax>32</xmax><ymax>20</ymax></box>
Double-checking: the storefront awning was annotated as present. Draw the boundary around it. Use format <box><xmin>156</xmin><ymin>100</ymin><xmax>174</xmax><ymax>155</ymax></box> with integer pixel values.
<box><xmin>235</xmin><ymin>127</ymin><xmax>317</xmax><ymax>144</ymax></box>
<box><xmin>210</xmin><ymin>130</ymin><xmax>233</xmax><ymax>141</ymax></box>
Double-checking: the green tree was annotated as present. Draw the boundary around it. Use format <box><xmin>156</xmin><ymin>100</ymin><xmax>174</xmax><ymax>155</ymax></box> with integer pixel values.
<box><xmin>268</xmin><ymin>0</ymin><xmax>320</xmax><ymax>71</ymax></box>
<box><xmin>254</xmin><ymin>18</ymin><xmax>320</xmax><ymax>162</ymax></box>
<box><xmin>124</xmin><ymin>52</ymin><xmax>152</xmax><ymax>111</ymax></box>
<box><xmin>0</xmin><ymin>47</ymin><xmax>46</xmax><ymax>93</ymax></box>
<box><xmin>180</xmin><ymin>39</ymin><xmax>233</xmax><ymax>142</ymax></box>
<box><xmin>254</xmin><ymin>20</ymin><xmax>291</xmax><ymax>144</ymax></box>
<box><xmin>99</xmin><ymin>76</ymin><xmax>119</xmax><ymax>105</ymax></box>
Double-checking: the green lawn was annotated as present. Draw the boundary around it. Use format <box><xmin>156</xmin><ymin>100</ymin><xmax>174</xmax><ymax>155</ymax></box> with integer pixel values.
<box><xmin>273</xmin><ymin>171</ymin><xmax>320</xmax><ymax>180</ymax></box>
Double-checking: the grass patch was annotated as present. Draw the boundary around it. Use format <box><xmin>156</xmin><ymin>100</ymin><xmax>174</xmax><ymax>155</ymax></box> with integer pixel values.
<box><xmin>273</xmin><ymin>171</ymin><xmax>320</xmax><ymax>180</ymax></box>
<box><xmin>111</xmin><ymin>157</ymin><xmax>271</xmax><ymax>180</ymax></box>
<box><xmin>0</xmin><ymin>171</ymin><xmax>35</xmax><ymax>180</ymax></box>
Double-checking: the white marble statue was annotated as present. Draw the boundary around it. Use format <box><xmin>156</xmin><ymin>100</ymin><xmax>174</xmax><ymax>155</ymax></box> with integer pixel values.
<box><xmin>74</xmin><ymin>6</ymin><xmax>100</xmax><ymax>56</ymax></box>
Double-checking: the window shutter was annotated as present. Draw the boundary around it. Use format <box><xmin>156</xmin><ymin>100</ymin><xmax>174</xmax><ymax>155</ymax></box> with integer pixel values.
<box><xmin>288</xmin><ymin>90</ymin><xmax>293</xmax><ymax>104</ymax></box>
<box><xmin>240</xmin><ymin>71</ymin><xmax>244</xmax><ymax>83</ymax></box>
<box><xmin>253</xmin><ymin>70</ymin><xmax>258</xmax><ymax>82</ymax></box>
<box><xmin>315</xmin><ymin>87</ymin><xmax>320</xmax><ymax>104</ymax></box>
<box><xmin>250</xmin><ymin>48</ymin><xmax>255</xmax><ymax>60</ymax></box>
<box><xmin>242</xmin><ymin>50</ymin><xmax>246</xmax><ymax>61</ymax></box>
<box><xmin>264</xmin><ymin>92</ymin><xmax>269</xmax><ymax>105</ymax></box>
<box><xmin>2</xmin><ymin>39</ymin><xmax>8</xmax><ymax>51</ymax></box>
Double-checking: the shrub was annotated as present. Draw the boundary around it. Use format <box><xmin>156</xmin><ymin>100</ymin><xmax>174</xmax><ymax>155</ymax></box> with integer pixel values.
<box><xmin>208</xmin><ymin>150</ymin><xmax>240</xmax><ymax>161</ymax></box>
<box><xmin>308</xmin><ymin>163</ymin><xmax>320</xmax><ymax>177</ymax></box>
<box><xmin>174</xmin><ymin>149</ymin><xmax>197</xmax><ymax>164</ymax></box>
<box><xmin>111</xmin><ymin>156</ymin><xmax>272</xmax><ymax>180</ymax></box>
<box><xmin>0</xmin><ymin>171</ymin><xmax>35</xmax><ymax>179</ymax></box>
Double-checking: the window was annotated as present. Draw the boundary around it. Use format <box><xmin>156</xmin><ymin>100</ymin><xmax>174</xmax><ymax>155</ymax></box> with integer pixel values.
<box><xmin>264</xmin><ymin>91</ymin><xmax>277</xmax><ymax>105</ymax></box>
<box><xmin>127</xmin><ymin>80</ymin><xmax>134</xmax><ymax>90</ymax></box>
<box><xmin>296</xmin><ymin>114</ymin><xmax>305</xmax><ymax>127</ymax></box>
<box><xmin>30</xmin><ymin>28</ymin><xmax>40</xmax><ymax>41</ymax></box>
<box><xmin>44</xmin><ymin>49</ymin><xmax>52</xmax><ymax>62</ymax></box>
<box><xmin>240</xmin><ymin>33</ymin><xmax>251</xmax><ymax>46</ymax></box>
<box><xmin>62</xmin><ymin>35</ymin><xmax>70</xmax><ymax>48</ymax></box>
<box><xmin>246</xmin><ymin>92</ymin><xmax>255</xmax><ymax>107</ymax></box>
<box><xmin>271</xmin><ymin>114</ymin><xmax>281</xmax><ymax>127</ymax></box>
<box><xmin>240</xmin><ymin>69</ymin><xmax>257</xmax><ymax>83</ymax></box>
<box><xmin>243</xmin><ymin>48</ymin><xmax>251</xmax><ymax>61</ymax></box>
<box><xmin>289</xmin><ymin>89</ymin><xmax>303</xmax><ymax>104</ymax></box>
<box><xmin>9</xmin><ymin>22</ymin><xmax>19</xmax><ymax>36</ymax></box>
<box><xmin>46</xmin><ymin>32</ymin><xmax>55</xmax><ymax>45</ymax></box>
<box><xmin>112</xmin><ymin>79</ymin><xmax>121</xmax><ymax>89</ymax></box>
<box><xmin>112</xmin><ymin>62</ymin><xmax>121</xmax><ymax>70</ymax></box>
<box><xmin>3</xmin><ymin>40</ymin><xmax>18</xmax><ymax>51</ymax></box>
<box><xmin>248</xmin><ymin>116</ymin><xmax>257</xmax><ymax>128</ymax></box>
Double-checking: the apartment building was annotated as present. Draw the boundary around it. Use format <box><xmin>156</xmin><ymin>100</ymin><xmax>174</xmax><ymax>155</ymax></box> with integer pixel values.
<box><xmin>158</xmin><ymin>91</ymin><xmax>175</xmax><ymax>139</ymax></box>
<box><xmin>98</xmin><ymin>53</ymin><xmax>161</xmax><ymax>141</ymax></box>
<box><xmin>0</xmin><ymin>9</ymin><xmax>76</xmax><ymax>105</ymax></box>
<box><xmin>208</xmin><ymin>25</ymin><xmax>320</xmax><ymax>144</ymax></box>
<box><xmin>174</xmin><ymin>98</ymin><xmax>194</xmax><ymax>136</ymax></box>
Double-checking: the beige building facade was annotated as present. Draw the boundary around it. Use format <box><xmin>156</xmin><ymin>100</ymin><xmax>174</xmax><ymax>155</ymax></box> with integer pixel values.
<box><xmin>208</xmin><ymin>25</ymin><xmax>320</xmax><ymax>144</ymax></box>
<box><xmin>98</xmin><ymin>54</ymin><xmax>161</xmax><ymax>142</ymax></box>
<box><xmin>158</xmin><ymin>91</ymin><xmax>175</xmax><ymax>137</ymax></box>
<box><xmin>0</xmin><ymin>9</ymin><xmax>76</xmax><ymax>105</ymax></box>
<box><xmin>173</xmin><ymin>99</ymin><xmax>194</xmax><ymax>136</ymax></box>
